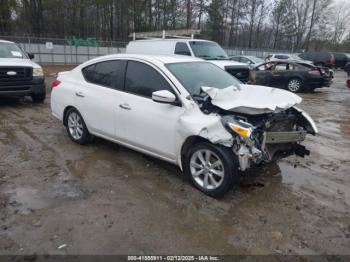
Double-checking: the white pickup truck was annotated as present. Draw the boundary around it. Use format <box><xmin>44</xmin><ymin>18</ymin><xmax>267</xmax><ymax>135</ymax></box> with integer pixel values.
<box><xmin>0</xmin><ymin>40</ymin><xmax>46</xmax><ymax>102</ymax></box>
<box><xmin>126</xmin><ymin>39</ymin><xmax>250</xmax><ymax>83</ymax></box>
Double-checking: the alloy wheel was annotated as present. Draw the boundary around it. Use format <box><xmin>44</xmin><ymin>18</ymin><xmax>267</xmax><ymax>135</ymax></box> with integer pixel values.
<box><xmin>189</xmin><ymin>149</ymin><xmax>225</xmax><ymax>190</ymax></box>
<box><xmin>288</xmin><ymin>79</ymin><xmax>301</xmax><ymax>92</ymax></box>
<box><xmin>67</xmin><ymin>112</ymin><xmax>84</xmax><ymax>140</ymax></box>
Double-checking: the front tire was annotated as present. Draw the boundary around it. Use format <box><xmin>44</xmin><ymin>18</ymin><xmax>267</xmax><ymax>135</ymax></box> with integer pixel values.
<box><xmin>184</xmin><ymin>142</ymin><xmax>239</xmax><ymax>198</ymax></box>
<box><xmin>31</xmin><ymin>93</ymin><xmax>46</xmax><ymax>103</ymax></box>
<box><xmin>287</xmin><ymin>78</ymin><xmax>303</xmax><ymax>93</ymax></box>
<box><xmin>65</xmin><ymin>108</ymin><xmax>92</xmax><ymax>145</ymax></box>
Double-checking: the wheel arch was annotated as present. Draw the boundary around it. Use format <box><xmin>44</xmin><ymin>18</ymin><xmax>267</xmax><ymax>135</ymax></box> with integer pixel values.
<box><xmin>63</xmin><ymin>106</ymin><xmax>77</xmax><ymax>126</ymax></box>
<box><xmin>288</xmin><ymin>75</ymin><xmax>304</xmax><ymax>82</ymax></box>
<box><xmin>179</xmin><ymin>135</ymin><xmax>214</xmax><ymax>171</ymax></box>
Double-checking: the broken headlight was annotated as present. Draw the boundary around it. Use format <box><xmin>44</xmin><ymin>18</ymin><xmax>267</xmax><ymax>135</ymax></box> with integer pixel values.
<box><xmin>227</xmin><ymin>122</ymin><xmax>253</xmax><ymax>138</ymax></box>
<box><xmin>221</xmin><ymin>116</ymin><xmax>254</xmax><ymax>139</ymax></box>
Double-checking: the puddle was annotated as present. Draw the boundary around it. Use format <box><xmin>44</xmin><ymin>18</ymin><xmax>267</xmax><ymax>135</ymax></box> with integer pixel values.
<box><xmin>52</xmin><ymin>184</ymin><xmax>85</xmax><ymax>200</ymax></box>
<box><xmin>5</xmin><ymin>187</ymin><xmax>49</xmax><ymax>215</ymax></box>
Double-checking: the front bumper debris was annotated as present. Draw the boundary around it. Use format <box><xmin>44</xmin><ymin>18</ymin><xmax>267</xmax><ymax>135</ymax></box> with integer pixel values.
<box><xmin>265</xmin><ymin>130</ymin><xmax>307</xmax><ymax>144</ymax></box>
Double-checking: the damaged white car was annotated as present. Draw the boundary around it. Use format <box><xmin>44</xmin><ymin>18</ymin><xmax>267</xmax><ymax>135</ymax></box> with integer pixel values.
<box><xmin>51</xmin><ymin>54</ymin><xmax>317</xmax><ymax>197</ymax></box>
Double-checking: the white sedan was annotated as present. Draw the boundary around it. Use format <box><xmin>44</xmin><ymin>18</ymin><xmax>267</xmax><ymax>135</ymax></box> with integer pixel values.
<box><xmin>51</xmin><ymin>54</ymin><xmax>317</xmax><ymax>197</ymax></box>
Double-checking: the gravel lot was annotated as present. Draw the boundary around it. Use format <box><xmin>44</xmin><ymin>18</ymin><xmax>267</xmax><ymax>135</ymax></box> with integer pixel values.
<box><xmin>0</xmin><ymin>65</ymin><xmax>349</xmax><ymax>256</ymax></box>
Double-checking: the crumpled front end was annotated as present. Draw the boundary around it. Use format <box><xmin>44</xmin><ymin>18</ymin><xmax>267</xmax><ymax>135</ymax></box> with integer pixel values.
<box><xmin>221</xmin><ymin>107</ymin><xmax>317</xmax><ymax>171</ymax></box>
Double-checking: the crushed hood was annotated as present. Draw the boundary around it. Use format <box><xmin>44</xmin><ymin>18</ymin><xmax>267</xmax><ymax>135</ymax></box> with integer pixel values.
<box><xmin>201</xmin><ymin>84</ymin><xmax>302</xmax><ymax>115</ymax></box>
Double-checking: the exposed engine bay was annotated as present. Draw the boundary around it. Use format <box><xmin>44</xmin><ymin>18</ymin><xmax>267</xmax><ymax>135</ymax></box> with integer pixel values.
<box><xmin>192</xmin><ymin>85</ymin><xmax>318</xmax><ymax>171</ymax></box>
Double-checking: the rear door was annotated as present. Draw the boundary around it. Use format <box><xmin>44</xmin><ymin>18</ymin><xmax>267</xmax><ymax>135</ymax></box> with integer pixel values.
<box><xmin>75</xmin><ymin>60</ymin><xmax>127</xmax><ymax>138</ymax></box>
<box><xmin>115</xmin><ymin>60</ymin><xmax>185</xmax><ymax>160</ymax></box>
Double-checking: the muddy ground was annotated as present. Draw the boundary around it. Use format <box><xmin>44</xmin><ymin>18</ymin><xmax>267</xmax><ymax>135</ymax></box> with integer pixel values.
<box><xmin>0</xmin><ymin>65</ymin><xmax>349</xmax><ymax>256</ymax></box>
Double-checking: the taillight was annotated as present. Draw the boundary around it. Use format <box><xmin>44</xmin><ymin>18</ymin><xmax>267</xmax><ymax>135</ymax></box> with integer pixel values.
<box><xmin>308</xmin><ymin>69</ymin><xmax>320</xmax><ymax>76</ymax></box>
<box><xmin>329</xmin><ymin>56</ymin><xmax>335</xmax><ymax>65</ymax></box>
<box><xmin>347</xmin><ymin>79</ymin><xmax>350</xmax><ymax>88</ymax></box>
<box><xmin>51</xmin><ymin>80</ymin><xmax>61</xmax><ymax>88</ymax></box>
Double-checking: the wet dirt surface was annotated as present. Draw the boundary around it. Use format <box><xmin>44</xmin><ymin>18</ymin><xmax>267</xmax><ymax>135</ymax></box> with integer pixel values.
<box><xmin>0</xmin><ymin>65</ymin><xmax>349</xmax><ymax>255</ymax></box>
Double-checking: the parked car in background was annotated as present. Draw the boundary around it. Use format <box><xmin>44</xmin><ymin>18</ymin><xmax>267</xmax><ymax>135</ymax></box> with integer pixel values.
<box><xmin>51</xmin><ymin>54</ymin><xmax>317</xmax><ymax>197</ymax></box>
<box><xmin>332</xmin><ymin>52</ymin><xmax>349</xmax><ymax>69</ymax></box>
<box><xmin>230</xmin><ymin>55</ymin><xmax>264</xmax><ymax>68</ymax></box>
<box><xmin>249</xmin><ymin>60</ymin><xmax>331</xmax><ymax>93</ymax></box>
<box><xmin>299</xmin><ymin>51</ymin><xmax>335</xmax><ymax>68</ymax></box>
<box><xmin>265</xmin><ymin>53</ymin><xmax>313</xmax><ymax>64</ymax></box>
<box><xmin>126</xmin><ymin>39</ymin><xmax>250</xmax><ymax>83</ymax></box>
<box><xmin>0</xmin><ymin>40</ymin><xmax>46</xmax><ymax>102</ymax></box>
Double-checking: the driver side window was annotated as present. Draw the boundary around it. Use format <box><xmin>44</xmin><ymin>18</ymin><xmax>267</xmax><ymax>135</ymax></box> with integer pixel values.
<box><xmin>174</xmin><ymin>42</ymin><xmax>191</xmax><ymax>56</ymax></box>
<box><xmin>124</xmin><ymin>61</ymin><xmax>174</xmax><ymax>98</ymax></box>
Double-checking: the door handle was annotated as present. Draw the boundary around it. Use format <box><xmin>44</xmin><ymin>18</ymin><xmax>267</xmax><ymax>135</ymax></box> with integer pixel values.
<box><xmin>75</xmin><ymin>92</ymin><xmax>85</xmax><ymax>98</ymax></box>
<box><xmin>119</xmin><ymin>103</ymin><xmax>131</xmax><ymax>110</ymax></box>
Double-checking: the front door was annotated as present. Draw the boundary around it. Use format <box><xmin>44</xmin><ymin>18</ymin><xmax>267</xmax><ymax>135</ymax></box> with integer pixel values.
<box><xmin>116</xmin><ymin>60</ymin><xmax>185</xmax><ymax>160</ymax></box>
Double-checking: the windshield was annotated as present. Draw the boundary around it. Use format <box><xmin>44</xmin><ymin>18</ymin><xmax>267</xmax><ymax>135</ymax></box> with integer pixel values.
<box><xmin>189</xmin><ymin>41</ymin><xmax>229</xmax><ymax>60</ymax></box>
<box><xmin>166</xmin><ymin>62</ymin><xmax>241</xmax><ymax>96</ymax></box>
<box><xmin>0</xmin><ymin>42</ymin><xmax>26</xmax><ymax>58</ymax></box>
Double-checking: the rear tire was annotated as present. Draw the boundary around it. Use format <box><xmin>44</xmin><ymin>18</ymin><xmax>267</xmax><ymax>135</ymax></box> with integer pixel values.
<box><xmin>65</xmin><ymin>108</ymin><xmax>93</xmax><ymax>145</ymax></box>
<box><xmin>184</xmin><ymin>142</ymin><xmax>239</xmax><ymax>198</ymax></box>
<box><xmin>31</xmin><ymin>93</ymin><xmax>46</xmax><ymax>103</ymax></box>
<box><xmin>287</xmin><ymin>78</ymin><xmax>303</xmax><ymax>93</ymax></box>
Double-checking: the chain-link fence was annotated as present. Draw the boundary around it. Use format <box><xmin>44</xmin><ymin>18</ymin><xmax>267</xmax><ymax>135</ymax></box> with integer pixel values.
<box><xmin>0</xmin><ymin>35</ymin><xmax>290</xmax><ymax>64</ymax></box>
<box><xmin>224</xmin><ymin>47</ymin><xmax>290</xmax><ymax>58</ymax></box>
<box><xmin>0</xmin><ymin>35</ymin><xmax>127</xmax><ymax>64</ymax></box>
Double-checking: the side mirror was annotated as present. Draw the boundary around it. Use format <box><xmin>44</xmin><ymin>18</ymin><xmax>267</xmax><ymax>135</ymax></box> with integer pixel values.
<box><xmin>28</xmin><ymin>53</ymin><xmax>35</xmax><ymax>59</ymax></box>
<box><xmin>152</xmin><ymin>90</ymin><xmax>177</xmax><ymax>104</ymax></box>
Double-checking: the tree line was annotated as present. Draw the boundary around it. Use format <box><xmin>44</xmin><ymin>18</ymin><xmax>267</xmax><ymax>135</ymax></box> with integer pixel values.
<box><xmin>0</xmin><ymin>0</ymin><xmax>349</xmax><ymax>52</ymax></box>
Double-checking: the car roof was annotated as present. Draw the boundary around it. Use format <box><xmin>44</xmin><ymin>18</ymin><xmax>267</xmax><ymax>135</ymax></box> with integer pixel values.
<box><xmin>81</xmin><ymin>53</ymin><xmax>204</xmax><ymax>66</ymax></box>
<box><xmin>267</xmin><ymin>59</ymin><xmax>301</xmax><ymax>63</ymax></box>
<box><xmin>261</xmin><ymin>59</ymin><xmax>314</xmax><ymax>66</ymax></box>
<box><xmin>129</xmin><ymin>38</ymin><xmax>215</xmax><ymax>44</ymax></box>
<box><xmin>270</xmin><ymin>54</ymin><xmax>291</xmax><ymax>56</ymax></box>
<box><xmin>244</xmin><ymin>55</ymin><xmax>262</xmax><ymax>58</ymax></box>
<box><xmin>0</xmin><ymin>39</ymin><xmax>14</xmax><ymax>44</ymax></box>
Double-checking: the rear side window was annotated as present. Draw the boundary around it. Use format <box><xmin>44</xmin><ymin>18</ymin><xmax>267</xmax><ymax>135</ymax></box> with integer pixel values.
<box><xmin>274</xmin><ymin>63</ymin><xmax>289</xmax><ymax>70</ymax></box>
<box><xmin>275</xmin><ymin>55</ymin><xmax>289</xmax><ymax>59</ymax></box>
<box><xmin>82</xmin><ymin>60</ymin><xmax>127</xmax><ymax>90</ymax></box>
<box><xmin>174</xmin><ymin>42</ymin><xmax>191</xmax><ymax>56</ymax></box>
<box><xmin>125</xmin><ymin>61</ymin><xmax>173</xmax><ymax>98</ymax></box>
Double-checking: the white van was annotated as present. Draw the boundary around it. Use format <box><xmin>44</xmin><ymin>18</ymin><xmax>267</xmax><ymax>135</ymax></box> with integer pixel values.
<box><xmin>126</xmin><ymin>39</ymin><xmax>250</xmax><ymax>83</ymax></box>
